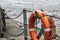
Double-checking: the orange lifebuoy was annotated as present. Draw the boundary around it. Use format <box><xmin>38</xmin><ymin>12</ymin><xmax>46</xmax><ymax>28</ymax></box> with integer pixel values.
<box><xmin>29</xmin><ymin>10</ymin><xmax>51</xmax><ymax>40</ymax></box>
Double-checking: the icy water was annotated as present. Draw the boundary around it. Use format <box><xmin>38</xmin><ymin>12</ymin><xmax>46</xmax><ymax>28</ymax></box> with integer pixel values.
<box><xmin>0</xmin><ymin>0</ymin><xmax>60</xmax><ymax>38</ymax></box>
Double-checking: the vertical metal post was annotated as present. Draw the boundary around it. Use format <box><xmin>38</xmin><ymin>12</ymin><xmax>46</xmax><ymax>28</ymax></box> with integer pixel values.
<box><xmin>37</xmin><ymin>23</ymin><xmax>44</xmax><ymax>39</ymax></box>
<box><xmin>23</xmin><ymin>9</ymin><xmax>28</xmax><ymax>40</ymax></box>
<box><xmin>36</xmin><ymin>18</ymin><xmax>37</xmax><ymax>33</ymax></box>
<box><xmin>0</xmin><ymin>7</ymin><xmax>4</xmax><ymax>37</ymax></box>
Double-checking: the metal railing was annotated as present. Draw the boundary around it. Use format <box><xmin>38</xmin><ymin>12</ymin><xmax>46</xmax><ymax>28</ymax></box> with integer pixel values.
<box><xmin>6</xmin><ymin>8</ymin><xmax>60</xmax><ymax>40</ymax></box>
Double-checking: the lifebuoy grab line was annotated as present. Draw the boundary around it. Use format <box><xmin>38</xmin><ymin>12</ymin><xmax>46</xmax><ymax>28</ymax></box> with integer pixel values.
<box><xmin>28</xmin><ymin>10</ymin><xmax>51</xmax><ymax>40</ymax></box>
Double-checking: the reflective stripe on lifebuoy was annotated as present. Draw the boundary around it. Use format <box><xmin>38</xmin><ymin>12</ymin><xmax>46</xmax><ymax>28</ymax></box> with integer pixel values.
<box><xmin>29</xmin><ymin>10</ymin><xmax>51</xmax><ymax>40</ymax></box>
<box><xmin>44</xmin><ymin>28</ymin><xmax>50</xmax><ymax>32</ymax></box>
<box><xmin>29</xmin><ymin>28</ymin><xmax>35</xmax><ymax>31</ymax></box>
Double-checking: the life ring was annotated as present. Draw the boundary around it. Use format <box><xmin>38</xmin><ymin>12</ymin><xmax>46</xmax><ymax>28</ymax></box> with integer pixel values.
<box><xmin>29</xmin><ymin>10</ymin><xmax>51</xmax><ymax>40</ymax></box>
